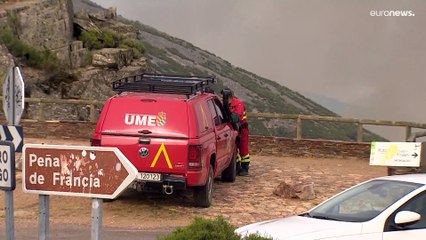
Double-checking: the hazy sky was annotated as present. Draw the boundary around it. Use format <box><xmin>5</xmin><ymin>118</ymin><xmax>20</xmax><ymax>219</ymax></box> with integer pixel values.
<box><xmin>93</xmin><ymin>0</ymin><xmax>426</xmax><ymax>140</ymax></box>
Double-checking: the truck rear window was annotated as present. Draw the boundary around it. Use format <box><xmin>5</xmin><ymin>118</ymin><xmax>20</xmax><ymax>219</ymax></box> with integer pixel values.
<box><xmin>101</xmin><ymin>95</ymin><xmax>189</xmax><ymax>137</ymax></box>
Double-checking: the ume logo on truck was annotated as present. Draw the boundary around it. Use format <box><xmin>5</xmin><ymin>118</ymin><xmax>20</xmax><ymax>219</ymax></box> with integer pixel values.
<box><xmin>124</xmin><ymin>112</ymin><xmax>167</xmax><ymax>126</ymax></box>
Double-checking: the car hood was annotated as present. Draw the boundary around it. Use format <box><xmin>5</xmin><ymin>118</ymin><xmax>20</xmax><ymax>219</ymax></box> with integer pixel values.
<box><xmin>235</xmin><ymin>216</ymin><xmax>363</xmax><ymax>240</ymax></box>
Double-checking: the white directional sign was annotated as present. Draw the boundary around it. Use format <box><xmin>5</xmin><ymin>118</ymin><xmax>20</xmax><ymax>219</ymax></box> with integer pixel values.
<box><xmin>3</xmin><ymin>66</ymin><xmax>25</xmax><ymax>125</ymax></box>
<box><xmin>370</xmin><ymin>142</ymin><xmax>422</xmax><ymax>167</ymax></box>
<box><xmin>0</xmin><ymin>141</ymin><xmax>15</xmax><ymax>191</ymax></box>
<box><xmin>0</xmin><ymin>125</ymin><xmax>23</xmax><ymax>152</ymax></box>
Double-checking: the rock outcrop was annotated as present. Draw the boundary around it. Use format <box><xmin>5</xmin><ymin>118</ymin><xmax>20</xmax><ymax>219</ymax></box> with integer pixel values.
<box><xmin>0</xmin><ymin>44</ymin><xmax>13</xmax><ymax>85</ymax></box>
<box><xmin>0</xmin><ymin>0</ymin><xmax>74</xmax><ymax>64</ymax></box>
<box><xmin>92</xmin><ymin>48</ymin><xmax>133</xmax><ymax>69</ymax></box>
<box><xmin>273</xmin><ymin>177</ymin><xmax>316</xmax><ymax>200</ymax></box>
<box><xmin>0</xmin><ymin>0</ymin><xmax>151</xmax><ymax>121</ymax></box>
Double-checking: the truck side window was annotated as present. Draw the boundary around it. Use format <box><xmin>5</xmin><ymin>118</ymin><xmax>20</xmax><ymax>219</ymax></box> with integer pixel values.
<box><xmin>207</xmin><ymin>100</ymin><xmax>220</xmax><ymax>126</ymax></box>
<box><xmin>213</xmin><ymin>99</ymin><xmax>227</xmax><ymax>123</ymax></box>
<box><xmin>194</xmin><ymin>102</ymin><xmax>211</xmax><ymax>133</ymax></box>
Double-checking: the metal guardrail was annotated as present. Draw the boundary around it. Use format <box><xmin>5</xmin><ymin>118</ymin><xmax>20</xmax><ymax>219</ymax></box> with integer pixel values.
<box><xmin>3</xmin><ymin>97</ymin><xmax>426</xmax><ymax>143</ymax></box>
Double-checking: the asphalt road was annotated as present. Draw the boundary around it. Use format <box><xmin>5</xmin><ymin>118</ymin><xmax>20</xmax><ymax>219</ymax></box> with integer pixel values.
<box><xmin>0</xmin><ymin>223</ymin><xmax>172</xmax><ymax>240</ymax></box>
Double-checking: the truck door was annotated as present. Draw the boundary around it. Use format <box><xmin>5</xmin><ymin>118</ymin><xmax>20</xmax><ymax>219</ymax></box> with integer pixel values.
<box><xmin>207</xmin><ymin>99</ymin><xmax>233</xmax><ymax>171</ymax></box>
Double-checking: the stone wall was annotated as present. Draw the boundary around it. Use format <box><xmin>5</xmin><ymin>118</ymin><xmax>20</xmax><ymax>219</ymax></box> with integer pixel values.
<box><xmin>19</xmin><ymin>121</ymin><xmax>371</xmax><ymax>159</ymax></box>
<box><xmin>250</xmin><ymin>135</ymin><xmax>370</xmax><ymax>159</ymax></box>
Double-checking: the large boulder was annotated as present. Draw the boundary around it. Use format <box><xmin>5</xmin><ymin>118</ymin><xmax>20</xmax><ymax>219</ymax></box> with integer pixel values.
<box><xmin>70</xmin><ymin>40</ymin><xmax>90</xmax><ymax>68</ymax></box>
<box><xmin>273</xmin><ymin>177</ymin><xmax>316</xmax><ymax>200</ymax></box>
<box><xmin>92</xmin><ymin>48</ymin><xmax>133</xmax><ymax>69</ymax></box>
<box><xmin>62</xmin><ymin>56</ymin><xmax>150</xmax><ymax>100</ymax></box>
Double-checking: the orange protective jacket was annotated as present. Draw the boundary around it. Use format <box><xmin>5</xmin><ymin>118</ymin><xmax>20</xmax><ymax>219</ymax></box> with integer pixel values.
<box><xmin>229</xmin><ymin>97</ymin><xmax>249</xmax><ymax>160</ymax></box>
<box><xmin>229</xmin><ymin>97</ymin><xmax>247</xmax><ymax>125</ymax></box>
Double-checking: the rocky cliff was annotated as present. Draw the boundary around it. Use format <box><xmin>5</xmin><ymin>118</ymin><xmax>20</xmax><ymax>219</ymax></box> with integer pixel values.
<box><xmin>0</xmin><ymin>0</ymin><xmax>73</xmax><ymax>64</ymax></box>
<box><xmin>0</xmin><ymin>0</ymin><xmax>150</xmax><ymax>120</ymax></box>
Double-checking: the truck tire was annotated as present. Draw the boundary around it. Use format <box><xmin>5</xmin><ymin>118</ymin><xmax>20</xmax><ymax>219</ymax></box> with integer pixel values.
<box><xmin>194</xmin><ymin>166</ymin><xmax>213</xmax><ymax>208</ymax></box>
<box><xmin>221</xmin><ymin>147</ymin><xmax>237</xmax><ymax>182</ymax></box>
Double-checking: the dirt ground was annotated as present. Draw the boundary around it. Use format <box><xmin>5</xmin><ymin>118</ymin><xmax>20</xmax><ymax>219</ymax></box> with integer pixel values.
<box><xmin>0</xmin><ymin>137</ymin><xmax>388</xmax><ymax>232</ymax></box>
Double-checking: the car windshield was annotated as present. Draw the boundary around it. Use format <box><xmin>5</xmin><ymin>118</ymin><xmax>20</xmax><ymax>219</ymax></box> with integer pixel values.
<box><xmin>306</xmin><ymin>180</ymin><xmax>422</xmax><ymax>222</ymax></box>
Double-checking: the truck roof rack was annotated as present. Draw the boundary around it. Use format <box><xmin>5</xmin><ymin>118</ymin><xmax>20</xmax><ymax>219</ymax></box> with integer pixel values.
<box><xmin>112</xmin><ymin>73</ymin><xmax>216</xmax><ymax>97</ymax></box>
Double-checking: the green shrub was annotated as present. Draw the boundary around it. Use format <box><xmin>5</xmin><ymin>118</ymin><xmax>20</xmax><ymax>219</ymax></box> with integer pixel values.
<box><xmin>6</xmin><ymin>11</ymin><xmax>19</xmax><ymax>34</ymax></box>
<box><xmin>158</xmin><ymin>216</ymin><xmax>272</xmax><ymax>240</ymax></box>
<box><xmin>79</xmin><ymin>29</ymin><xmax>144</xmax><ymax>59</ymax></box>
<box><xmin>101</xmin><ymin>31</ymin><xmax>115</xmax><ymax>48</ymax></box>
<box><xmin>79</xmin><ymin>30</ymin><xmax>102</xmax><ymax>49</ymax></box>
<box><xmin>0</xmin><ymin>28</ymin><xmax>61</xmax><ymax>71</ymax></box>
<box><xmin>100</xmin><ymin>29</ymin><xmax>124</xmax><ymax>48</ymax></box>
<box><xmin>0</xmin><ymin>27</ymin><xmax>76</xmax><ymax>90</ymax></box>
<box><xmin>121</xmin><ymin>38</ymin><xmax>145</xmax><ymax>57</ymax></box>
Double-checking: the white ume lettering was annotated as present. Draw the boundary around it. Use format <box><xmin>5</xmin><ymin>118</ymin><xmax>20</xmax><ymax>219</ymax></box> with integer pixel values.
<box><xmin>125</xmin><ymin>113</ymin><xmax>157</xmax><ymax>126</ymax></box>
<box><xmin>29</xmin><ymin>153</ymin><xmax>60</xmax><ymax>167</ymax></box>
<box><xmin>53</xmin><ymin>172</ymin><xmax>101</xmax><ymax>188</ymax></box>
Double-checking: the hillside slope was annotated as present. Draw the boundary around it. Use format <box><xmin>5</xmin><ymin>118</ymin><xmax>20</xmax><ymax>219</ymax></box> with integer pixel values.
<box><xmin>0</xmin><ymin>0</ymin><xmax>383</xmax><ymax>141</ymax></box>
<box><xmin>116</xmin><ymin>19</ymin><xmax>383</xmax><ymax>141</ymax></box>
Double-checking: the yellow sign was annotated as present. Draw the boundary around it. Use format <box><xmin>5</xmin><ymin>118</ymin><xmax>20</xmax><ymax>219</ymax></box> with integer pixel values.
<box><xmin>150</xmin><ymin>143</ymin><xmax>173</xmax><ymax>169</ymax></box>
<box><xmin>370</xmin><ymin>142</ymin><xmax>422</xmax><ymax>167</ymax></box>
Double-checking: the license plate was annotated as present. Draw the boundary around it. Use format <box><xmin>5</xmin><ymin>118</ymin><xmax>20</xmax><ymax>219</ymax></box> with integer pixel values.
<box><xmin>137</xmin><ymin>172</ymin><xmax>162</xmax><ymax>182</ymax></box>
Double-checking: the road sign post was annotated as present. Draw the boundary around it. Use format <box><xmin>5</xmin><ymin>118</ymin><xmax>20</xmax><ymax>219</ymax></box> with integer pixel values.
<box><xmin>23</xmin><ymin>144</ymin><xmax>138</xmax><ymax>239</ymax></box>
<box><xmin>2</xmin><ymin>65</ymin><xmax>24</xmax><ymax>240</ymax></box>
<box><xmin>92</xmin><ymin>198</ymin><xmax>103</xmax><ymax>240</ymax></box>
<box><xmin>39</xmin><ymin>195</ymin><xmax>49</xmax><ymax>240</ymax></box>
<box><xmin>0</xmin><ymin>141</ymin><xmax>15</xmax><ymax>240</ymax></box>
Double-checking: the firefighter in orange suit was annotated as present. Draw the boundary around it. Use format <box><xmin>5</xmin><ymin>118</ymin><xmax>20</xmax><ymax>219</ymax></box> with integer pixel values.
<box><xmin>228</xmin><ymin>90</ymin><xmax>250</xmax><ymax>176</ymax></box>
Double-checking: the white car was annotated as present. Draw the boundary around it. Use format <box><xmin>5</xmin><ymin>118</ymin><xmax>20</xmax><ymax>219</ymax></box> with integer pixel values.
<box><xmin>236</xmin><ymin>174</ymin><xmax>426</xmax><ymax>240</ymax></box>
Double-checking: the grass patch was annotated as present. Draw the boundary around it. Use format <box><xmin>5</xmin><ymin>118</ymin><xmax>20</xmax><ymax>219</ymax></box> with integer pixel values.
<box><xmin>0</xmin><ymin>28</ymin><xmax>68</xmax><ymax>74</ymax></box>
<box><xmin>78</xmin><ymin>28</ymin><xmax>145</xmax><ymax>59</ymax></box>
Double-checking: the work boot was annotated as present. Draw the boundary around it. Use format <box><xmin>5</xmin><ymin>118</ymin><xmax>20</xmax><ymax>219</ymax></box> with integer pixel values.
<box><xmin>236</xmin><ymin>161</ymin><xmax>242</xmax><ymax>174</ymax></box>
<box><xmin>238</xmin><ymin>162</ymin><xmax>249</xmax><ymax>176</ymax></box>
<box><xmin>238</xmin><ymin>168</ymin><xmax>248</xmax><ymax>176</ymax></box>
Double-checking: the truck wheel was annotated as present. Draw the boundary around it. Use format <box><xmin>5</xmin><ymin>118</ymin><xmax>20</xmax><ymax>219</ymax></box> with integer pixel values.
<box><xmin>221</xmin><ymin>147</ymin><xmax>237</xmax><ymax>182</ymax></box>
<box><xmin>194</xmin><ymin>166</ymin><xmax>213</xmax><ymax>208</ymax></box>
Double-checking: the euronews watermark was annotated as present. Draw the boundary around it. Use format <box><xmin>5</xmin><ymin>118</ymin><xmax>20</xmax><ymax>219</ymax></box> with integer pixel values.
<box><xmin>370</xmin><ymin>10</ymin><xmax>415</xmax><ymax>17</ymax></box>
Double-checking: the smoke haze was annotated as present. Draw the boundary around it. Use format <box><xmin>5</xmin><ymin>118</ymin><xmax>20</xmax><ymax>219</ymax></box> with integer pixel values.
<box><xmin>92</xmin><ymin>0</ymin><xmax>426</xmax><ymax>140</ymax></box>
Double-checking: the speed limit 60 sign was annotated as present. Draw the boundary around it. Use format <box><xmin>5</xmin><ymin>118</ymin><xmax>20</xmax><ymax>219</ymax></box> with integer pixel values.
<box><xmin>0</xmin><ymin>141</ymin><xmax>15</xmax><ymax>191</ymax></box>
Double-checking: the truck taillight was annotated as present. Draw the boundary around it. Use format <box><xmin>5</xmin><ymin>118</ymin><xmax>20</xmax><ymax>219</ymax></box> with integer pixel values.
<box><xmin>188</xmin><ymin>145</ymin><xmax>202</xmax><ymax>170</ymax></box>
<box><xmin>90</xmin><ymin>138</ymin><xmax>101</xmax><ymax>146</ymax></box>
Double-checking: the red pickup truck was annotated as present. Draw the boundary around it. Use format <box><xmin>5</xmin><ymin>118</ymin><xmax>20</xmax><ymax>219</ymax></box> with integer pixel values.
<box><xmin>91</xmin><ymin>74</ymin><xmax>239</xmax><ymax>207</ymax></box>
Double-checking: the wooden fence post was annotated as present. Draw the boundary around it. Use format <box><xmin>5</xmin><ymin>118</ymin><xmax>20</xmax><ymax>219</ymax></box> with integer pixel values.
<box><xmin>89</xmin><ymin>104</ymin><xmax>96</xmax><ymax>123</ymax></box>
<box><xmin>38</xmin><ymin>101</ymin><xmax>45</xmax><ymax>122</ymax></box>
<box><xmin>296</xmin><ymin>116</ymin><xmax>302</xmax><ymax>140</ymax></box>
<box><xmin>405</xmin><ymin>126</ymin><xmax>412</xmax><ymax>141</ymax></box>
<box><xmin>357</xmin><ymin>123</ymin><xmax>363</xmax><ymax>143</ymax></box>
